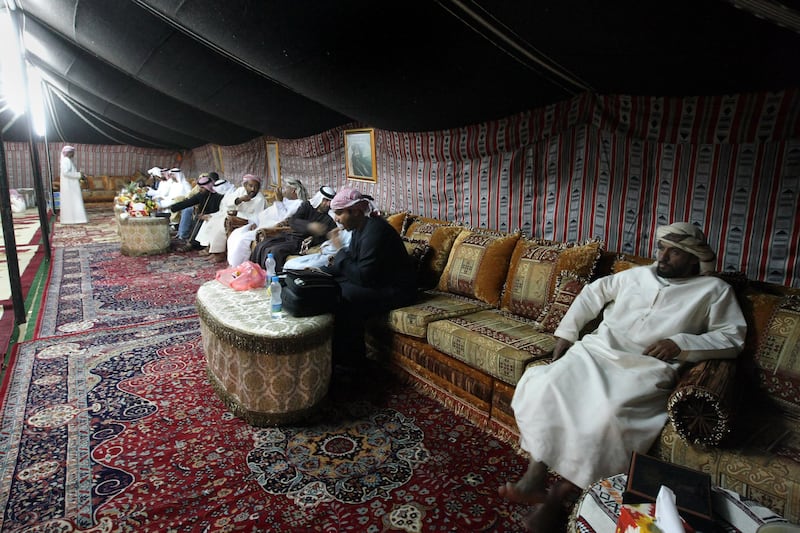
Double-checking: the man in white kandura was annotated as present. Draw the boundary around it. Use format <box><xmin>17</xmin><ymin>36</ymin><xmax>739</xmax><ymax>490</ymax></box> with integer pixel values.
<box><xmin>225</xmin><ymin>177</ymin><xmax>308</xmax><ymax>267</ymax></box>
<box><xmin>58</xmin><ymin>145</ymin><xmax>88</xmax><ymax>224</ymax></box>
<box><xmin>499</xmin><ymin>221</ymin><xmax>747</xmax><ymax>532</ymax></box>
<box><xmin>196</xmin><ymin>173</ymin><xmax>265</xmax><ymax>262</ymax></box>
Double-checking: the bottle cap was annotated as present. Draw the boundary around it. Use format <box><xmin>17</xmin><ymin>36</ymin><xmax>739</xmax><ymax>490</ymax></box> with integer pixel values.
<box><xmin>272</xmin><ymin>276</ymin><xmax>279</xmax><ymax>282</ymax></box>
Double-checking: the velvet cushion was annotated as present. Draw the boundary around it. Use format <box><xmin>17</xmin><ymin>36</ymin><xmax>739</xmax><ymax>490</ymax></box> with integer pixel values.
<box><xmin>405</xmin><ymin>223</ymin><xmax>463</xmax><ymax>289</ymax></box>
<box><xmin>437</xmin><ymin>229</ymin><xmax>521</xmax><ymax>306</ymax></box>
<box><xmin>536</xmin><ymin>270</ymin><xmax>590</xmax><ymax>333</ymax></box>
<box><xmin>753</xmin><ymin>295</ymin><xmax>800</xmax><ymax>413</ymax></box>
<box><xmin>385</xmin><ymin>212</ymin><xmax>408</xmax><ymax>235</ymax></box>
<box><xmin>612</xmin><ymin>254</ymin><xmax>653</xmax><ymax>274</ymax></box>
<box><xmin>501</xmin><ymin>239</ymin><xmax>603</xmax><ymax>320</ymax></box>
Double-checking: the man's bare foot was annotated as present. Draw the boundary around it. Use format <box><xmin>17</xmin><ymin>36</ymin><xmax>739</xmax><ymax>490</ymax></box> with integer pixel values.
<box><xmin>498</xmin><ymin>481</ymin><xmax>547</xmax><ymax>505</ymax></box>
<box><xmin>498</xmin><ymin>461</ymin><xmax>548</xmax><ymax>505</ymax></box>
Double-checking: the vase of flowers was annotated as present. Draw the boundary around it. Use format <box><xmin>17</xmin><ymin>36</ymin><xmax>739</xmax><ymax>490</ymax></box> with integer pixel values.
<box><xmin>117</xmin><ymin>182</ymin><xmax>158</xmax><ymax>217</ymax></box>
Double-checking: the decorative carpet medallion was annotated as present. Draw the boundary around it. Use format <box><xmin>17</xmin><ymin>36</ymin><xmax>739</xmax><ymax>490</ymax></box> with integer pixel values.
<box><xmin>248</xmin><ymin>405</ymin><xmax>429</xmax><ymax>507</ymax></box>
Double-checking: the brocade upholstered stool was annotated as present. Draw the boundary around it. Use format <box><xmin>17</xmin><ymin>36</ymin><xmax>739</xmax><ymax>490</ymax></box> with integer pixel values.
<box><xmin>118</xmin><ymin>215</ymin><xmax>170</xmax><ymax>256</ymax></box>
<box><xmin>196</xmin><ymin>280</ymin><xmax>333</xmax><ymax>426</ymax></box>
<box><xmin>568</xmin><ymin>473</ymin><xmax>791</xmax><ymax>533</ymax></box>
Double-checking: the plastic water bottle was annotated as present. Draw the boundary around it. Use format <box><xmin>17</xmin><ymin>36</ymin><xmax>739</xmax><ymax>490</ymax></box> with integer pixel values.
<box><xmin>269</xmin><ymin>276</ymin><xmax>283</xmax><ymax>318</ymax></box>
<box><xmin>265</xmin><ymin>253</ymin><xmax>276</xmax><ymax>279</ymax></box>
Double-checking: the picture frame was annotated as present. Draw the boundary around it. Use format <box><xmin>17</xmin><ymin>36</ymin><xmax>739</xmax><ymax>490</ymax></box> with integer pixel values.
<box><xmin>265</xmin><ymin>141</ymin><xmax>281</xmax><ymax>188</ymax></box>
<box><xmin>344</xmin><ymin>128</ymin><xmax>377</xmax><ymax>183</ymax></box>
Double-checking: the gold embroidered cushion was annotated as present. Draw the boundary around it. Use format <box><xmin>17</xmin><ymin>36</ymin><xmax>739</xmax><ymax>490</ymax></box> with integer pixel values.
<box><xmin>536</xmin><ymin>270</ymin><xmax>591</xmax><ymax>333</ymax></box>
<box><xmin>385</xmin><ymin>212</ymin><xmax>408</xmax><ymax>235</ymax></box>
<box><xmin>426</xmin><ymin>309</ymin><xmax>555</xmax><ymax>385</ymax></box>
<box><xmin>612</xmin><ymin>254</ymin><xmax>653</xmax><ymax>273</ymax></box>
<box><xmin>405</xmin><ymin>222</ymin><xmax>463</xmax><ymax>289</ymax></box>
<box><xmin>753</xmin><ymin>295</ymin><xmax>800</xmax><ymax>413</ymax></box>
<box><xmin>387</xmin><ymin>291</ymin><xmax>490</xmax><ymax>338</ymax></box>
<box><xmin>437</xmin><ymin>230</ymin><xmax>520</xmax><ymax>306</ymax></box>
<box><xmin>501</xmin><ymin>239</ymin><xmax>602</xmax><ymax>320</ymax></box>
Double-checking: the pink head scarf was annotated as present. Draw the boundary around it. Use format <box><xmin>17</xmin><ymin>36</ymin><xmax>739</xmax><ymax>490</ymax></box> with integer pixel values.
<box><xmin>61</xmin><ymin>145</ymin><xmax>76</xmax><ymax>156</ymax></box>
<box><xmin>242</xmin><ymin>174</ymin><xmax>261</xmax><ymax>185</ymax></box>
<box><xmin>330</xmin><ymin>186</ymin><xmax>380</xmax><ymax>215</ymax></box>
<box><xmin>330</xmin><ymin>186</ymin><xmax>367</xmax><ymax>210</ymax></box>
<box><xmin>197</xmin><ymin>174</ymin><xmax>215</xmax><ymax>192</ymax></box>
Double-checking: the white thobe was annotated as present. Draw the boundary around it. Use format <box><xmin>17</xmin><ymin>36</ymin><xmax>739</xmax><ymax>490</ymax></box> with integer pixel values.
<box><xmin>196</xmin><ymin>187</ymin><xmax>265</xmax><ymax>254</ymax></box>
<box><xmin>226</xmin><ymin>197</ymin><xmax>303</xmax><ymax>266</ymax></box>
<box><xmin>59</xmin><ymin>156</ymin><xmax>88</xmax><ymax>224</ymax></box>
<box><xmin>511</xmin><ymin>264</ymin><xmax>746</xmax><ymax>488</ymax></box>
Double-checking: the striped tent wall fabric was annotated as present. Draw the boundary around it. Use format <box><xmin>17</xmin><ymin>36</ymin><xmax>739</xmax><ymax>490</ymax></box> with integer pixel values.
<box><xmin>4</xmin><ymin>90</ymin><xmax>799</xmax><ymax>286</ymax></box>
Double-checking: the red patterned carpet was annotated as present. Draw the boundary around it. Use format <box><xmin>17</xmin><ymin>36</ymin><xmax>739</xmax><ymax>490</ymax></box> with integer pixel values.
<box><xmin>0</xmin><ymin>212</ymin><xmax>542</xmax><ymax>532</ymax></box>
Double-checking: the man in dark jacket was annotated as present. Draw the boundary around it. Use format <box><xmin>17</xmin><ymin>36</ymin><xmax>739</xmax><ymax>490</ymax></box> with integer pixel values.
<box><xmin>170</xmin><ymin>172</ymin><xmax>223</xmax><ymax>251</ymax></box>
<box><xmin>323</xmin><ymin>186</ymin><xmax>417</xmax><ymax>365</ymax></box>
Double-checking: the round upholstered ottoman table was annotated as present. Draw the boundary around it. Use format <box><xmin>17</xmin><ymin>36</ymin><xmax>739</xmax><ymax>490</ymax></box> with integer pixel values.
<box><xmin>118</xmin><ymin>215</ymin><xmax>170</xmax><ymax>256</ymax></box>
<box><xmin>196</xmin><ymin>280</ymin><xmax>334</xmax><ymax>426</ymax></box>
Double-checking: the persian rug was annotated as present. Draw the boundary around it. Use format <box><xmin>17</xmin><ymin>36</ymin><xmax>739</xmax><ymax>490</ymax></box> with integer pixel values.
<box><xmin>36</xmin><ymin>243</ymin><xmax>220</xmax><ymax>337</ymax></box>
<box><xmin>50</xmin><ymin>208</ymin><xmax>120</xmax><ymax>248</ymax></box>
<box><xmin>0</xmin><ymin>318</ymin><xmax>534</xmax><ymax>532</ymax></box>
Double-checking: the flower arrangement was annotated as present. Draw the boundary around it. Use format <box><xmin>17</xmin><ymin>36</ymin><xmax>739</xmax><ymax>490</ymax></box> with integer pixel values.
<box><xmin>117</xmin><ymin>181</ymin><xmax>158</xmax><ymax>217</ymax></box>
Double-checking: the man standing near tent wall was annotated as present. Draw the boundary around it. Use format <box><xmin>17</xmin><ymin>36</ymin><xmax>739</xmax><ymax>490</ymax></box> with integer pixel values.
<box><xmin>59</xmin><ymin>145</ymin><xmax>88</xmax><ymax>224</ymax></box>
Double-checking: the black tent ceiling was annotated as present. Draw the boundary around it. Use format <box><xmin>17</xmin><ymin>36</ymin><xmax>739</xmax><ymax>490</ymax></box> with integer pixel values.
<box><xmin>2</xmin><ymin>0</ymin><xmax>800</xmax><ymax>150</ymax></box>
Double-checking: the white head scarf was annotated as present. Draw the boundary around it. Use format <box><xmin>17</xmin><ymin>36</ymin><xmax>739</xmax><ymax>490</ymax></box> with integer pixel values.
<box><xmin>282</xmin><ymin>177</ymin><xmax>309</xmax><ymax>201</ymax></box>
<box><xmin>214</xmin><ymin>178</ymin><xmax>234</xmax><ymax>195</ymax></box>
<box><xmin>310</xmin><ymin>185</ymin><xmax>336</xmax><ymax>208</ymax></box>
<box><xmin>655</xmin><ymin>222</ymin><xmax>717</xmax><ymax>274</ymax></box>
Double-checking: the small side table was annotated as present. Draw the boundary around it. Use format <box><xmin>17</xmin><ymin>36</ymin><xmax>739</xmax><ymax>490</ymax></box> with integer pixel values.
<box><xmin>568</xmin><ymin>473</ymin><xmax>791</xmax><ymax>533</ymax></box>
<box><xmin>118</xmin><ymin>215</ymin><xmax>170</xmax><ymax>256</ymax></box>
<box><xmin>196</xmin><ymin>280</ymin><xmax>334</xmax><ymax>426</ymax></box>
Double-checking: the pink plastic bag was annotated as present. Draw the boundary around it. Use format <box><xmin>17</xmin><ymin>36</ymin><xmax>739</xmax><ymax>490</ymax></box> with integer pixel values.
<box><xmin>215</xmin><ymin>260</ymin><xmax>267</xmax><ymax>291</ymax></box>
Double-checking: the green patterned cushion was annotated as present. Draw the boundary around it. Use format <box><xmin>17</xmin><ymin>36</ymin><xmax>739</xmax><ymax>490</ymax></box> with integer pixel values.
<box><xmin>387</xmin><ymin>291</ymin><xmax>490</xmax><ymax>338</ymax></box>
<box><xmin>427</xmin><ymin>309</ymin><xmax>556</xmax><ymax>385</ymax></box>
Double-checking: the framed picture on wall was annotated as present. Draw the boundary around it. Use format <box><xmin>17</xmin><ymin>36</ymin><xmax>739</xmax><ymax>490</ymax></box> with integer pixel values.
<box><xmin>344</xmin><ymin>128</ymin><xmax>377</xmax><ymax>182</ymax></box>
<box><xmin>266</xmin><ymin>141</ymin><xmax>281</xmax><ymax>188</ymax></box>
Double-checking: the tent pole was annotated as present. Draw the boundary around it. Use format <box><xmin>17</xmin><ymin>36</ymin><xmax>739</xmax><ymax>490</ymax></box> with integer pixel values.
<box><xmin>0</xmin><ymin>133</ymin><xmax>27</xmax><ymax>325</ymax></box>
<box><xmin>8</xmin><ymin>8</ymin><xmax>51</xmax><ymax>261</ymax></box>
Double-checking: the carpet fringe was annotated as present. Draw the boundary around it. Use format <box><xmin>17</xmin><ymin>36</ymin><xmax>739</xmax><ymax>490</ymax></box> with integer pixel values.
<box><xmin>390</xmin><ymin>364</ymin><xmax>524</xmax><ymax>451</ymax></box>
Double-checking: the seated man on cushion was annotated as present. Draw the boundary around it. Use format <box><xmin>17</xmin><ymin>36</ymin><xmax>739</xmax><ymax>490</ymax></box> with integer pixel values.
<box><xmin>322</xmin><ymin>186</ymin><xmax>417</xmax><ymax>366</ymax></box>
<box><xmin>196</xmin><ymin>173</ymin><xmax>265</xmax><ymax>263</ymax></box>
<box><xmin>227</xmin><ymin>177</ymin><xmax>309</xmax><ymax>267</ymax></box>
<box><xmin>248</xmin><ymin>185</ymin><xmax>337</xmax><ymax>271</ymax></box>
<box><xmin>499</xmin><ymin>222</ymin><xmax>747</xmax><ymax>532</ymax></box>
<box><xmin>168</xmin><ymin>172</ymin><xmax>223</xmax><ymax>250</ymax></box>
